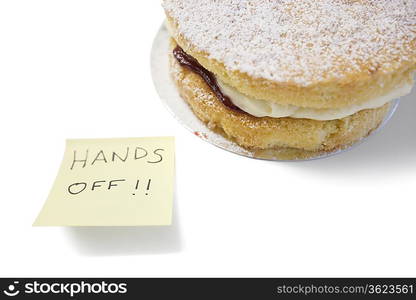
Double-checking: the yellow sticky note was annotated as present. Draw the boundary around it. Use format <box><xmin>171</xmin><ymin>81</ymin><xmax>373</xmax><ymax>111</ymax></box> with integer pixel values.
<box><xmin>34</xmin><ymin>137</ymin><xmax>175</xmax><ymax>227</ymax></box>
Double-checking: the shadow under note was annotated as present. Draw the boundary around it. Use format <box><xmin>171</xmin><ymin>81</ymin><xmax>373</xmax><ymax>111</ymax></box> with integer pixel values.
<box><xmin>65</xmin><ymin>193</ymin><xmax>182</xmax><ymax>256</ymax></box>
<box><xmin>291</xmin><ymin>91</ymin><xmax>416</xmax><ymax>174</ymax></box>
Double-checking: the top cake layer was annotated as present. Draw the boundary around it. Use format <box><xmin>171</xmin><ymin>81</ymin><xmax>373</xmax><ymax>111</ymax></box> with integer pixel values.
<box><xmin>163</xmin><ymin>0</ymin><xmax>416</xmax><ymax>86</ymax></box>
<box><xmin>163</xmin><ymin>0</ymin><xmax>416</xmax><ymax>109</ymax></box>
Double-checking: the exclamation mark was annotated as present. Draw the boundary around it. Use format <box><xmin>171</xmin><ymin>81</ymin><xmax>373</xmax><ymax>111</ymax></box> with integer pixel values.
<box><xmin>133</xmin><ymin>179</ymin><xmax>140</xmax><ymax>196</ymax></box>
<box><xmin>146</xmin><ymin>179</ymin><xmax>152</xmax><ymax>196</ymax></box>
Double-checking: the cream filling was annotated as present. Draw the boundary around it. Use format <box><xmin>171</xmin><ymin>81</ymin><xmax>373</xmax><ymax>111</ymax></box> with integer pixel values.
<box><xmin>217</xmin><ymin>80</ymin><xmax>413</xmax><ymax>120</ymax></box>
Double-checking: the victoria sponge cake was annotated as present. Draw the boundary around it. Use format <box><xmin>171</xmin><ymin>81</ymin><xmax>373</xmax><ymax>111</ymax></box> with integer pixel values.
<box><xmin>162</xmin><ymin>0</ymin><xmax>416</xmax><ymax>154</ymax></box>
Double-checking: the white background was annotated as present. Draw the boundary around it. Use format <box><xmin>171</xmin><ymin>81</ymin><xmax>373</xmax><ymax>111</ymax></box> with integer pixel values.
<box><xmin>0</xmin><ymin>1</ymin><xmax>415</xmax><ymax>277</ymax></box>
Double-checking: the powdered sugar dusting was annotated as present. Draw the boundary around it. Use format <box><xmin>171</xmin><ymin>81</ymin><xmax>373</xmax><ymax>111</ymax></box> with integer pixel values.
<box><xmin>163</xmin><ymin>0</ymin><xmax>416</xmax><ymax>86</ymax></box>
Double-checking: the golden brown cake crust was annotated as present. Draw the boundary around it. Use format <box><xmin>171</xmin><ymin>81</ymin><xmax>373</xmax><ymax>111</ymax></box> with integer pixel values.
<box><xmin>169</xmin><ymin>41</ymin><xmax>391</xmax><ymax>152</ymax></box>
<box><xmin>164</xmin><ymin>0</ymin><xmax>416</xmax><ymax>109</ymax></box>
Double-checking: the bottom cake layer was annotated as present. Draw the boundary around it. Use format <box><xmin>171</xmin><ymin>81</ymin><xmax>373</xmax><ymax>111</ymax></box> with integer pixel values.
<box><xmin>169</xmin><ymin>42</ymin><xmax>391</xmax><ymax>153</ymax></box>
